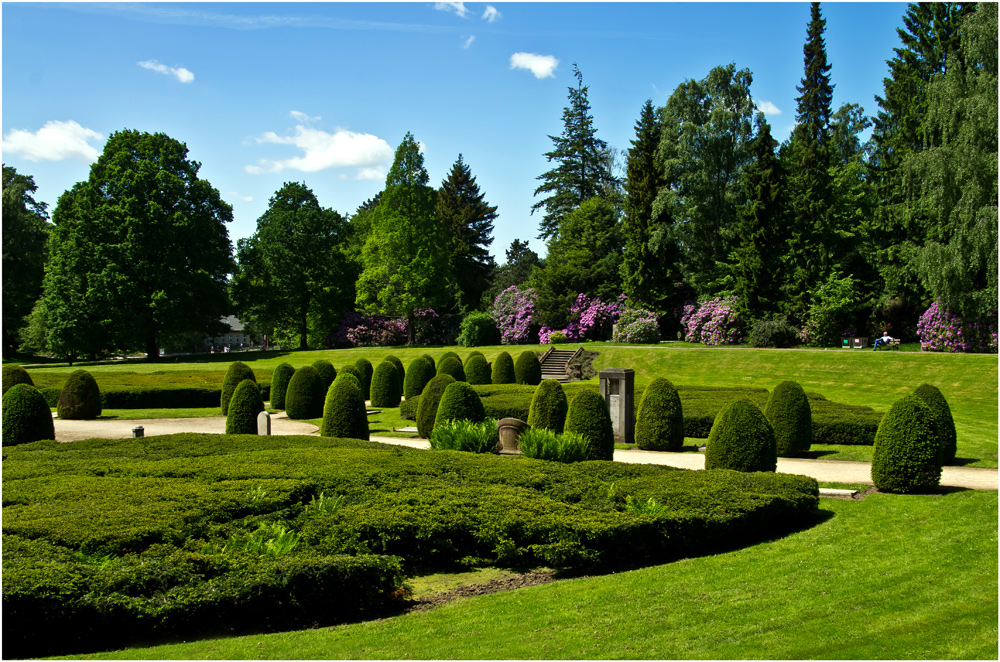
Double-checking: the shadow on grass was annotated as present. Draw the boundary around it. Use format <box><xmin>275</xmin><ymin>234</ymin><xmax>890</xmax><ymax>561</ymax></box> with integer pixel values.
<box><xmin>797</xmin><ymin>449</ymin><xmax>840</xmax><ymax>460</ymax></box>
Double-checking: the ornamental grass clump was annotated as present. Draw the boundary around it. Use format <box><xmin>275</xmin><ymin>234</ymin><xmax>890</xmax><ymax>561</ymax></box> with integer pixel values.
<box><xmin>514</xmin><ymin>351</ymin><xmax>542</xmax><ymax>385</ymax></box>
<box><xmin>464</xmin><ymin>354</ymin><xmax>492</xmax><ymax>385</ymax></box>
<box><xmin>2</xmin><ymin>384</ymin><xmax>55</xmax><ymax>446</ymax></box>
<box><xmin>764</xmin><ymin>380</ymin><xmax>812</xmax><ymax>457</ymax></box>
<box><xmin>705</xmin><ymin>399</ymin><xmax>777</xmax><ymax>472</ymax></box>
<box><xmin>403</xmin><ymin>357</ymin><xmax>435</xmax><ymax>399</ymax></box>
<box><xmin>354</xmin><ymin>358</ymin><xmax>373</xmax><ymax>400</ymax></box>
<box><xmin>2</xmin><ymin>365</ymin><xmax>34</xmax><ymax>396</ymax></box>
<box><xmin>437</xmin><ymin>356</ymin><xmax>466</xmax><ymax>382</ymax></box>
<box><xmin>225</xmin><ymin>379</ymin><xmax>263</xmax><ymax>434</ymax></box>
<box><xmin>434</xmin><ymin>381</ymin><xmax>486</xmax><ymax>429</ymax></box>
<box><xmin>221</xmin><ymin>361</ymin><xmax>255</xmax><ymax>415</ymax></box>
<box><xmin>491</xmin><ymin>351</ymin><xmax>516</xmax><ymax>384</ymax></box>
<box><xmin>320</xmin><ymin>378</ymin><xmax>369</xmax><ymax>440</ymax></box>
<box><xmin>370</xmin><ymin>361</ymin><xmax>402</xmax><ymax>408</ymax></box>
<box><xmin>871</xmin><ymin>395</ymin><xmax>943</xmax><ymax>493</ymax></box>
<box><xmin>416</xmin><ymin>374</ymin><xmax>457</xmax><ymax>438</ymax></box>
<box><xmin>518</xmin><ymin>428</ymin><xmax>590</xmax><ymax>463</ymax></box>
<box><xmin>429</xmin><ymin>418</ymin><xmax>498</xmax><ymax>453</ymax></box>
<box><xmin>913</xmin><ymin>383</ymin><xmax>957</xmax><ymax>464</ymax></box>
<box><xmin>56</xmin><ymin>369</ymin><xmax>102</xmax><ymax>420</ymax></box>
<box><xmin>565</xmin><ymin>389</ymin><xmax>615</xmax><ymax>461</ymax></box>
<box><xmin>269</xmin><ymin>363</ymin><xmax>295</xmax><ymax>409</ymax></box>
<box><xmin>635</xmin><ymin>377</ymin><xmax>684</xmax><ymax>451</ymax></box>
<box><xmin>527</xmin><ymin>379</ymin><xmax>568</xmax><ymax>433</ymax></box>
<box><xmin>312</xmin><ymin>360</ymin><xmax>337</xmax><ymax>391</ymax></box>
<box><xmin>284</xmin><ymin>366</ymin><xmax>324</xmax><ymax>420</ymax></box>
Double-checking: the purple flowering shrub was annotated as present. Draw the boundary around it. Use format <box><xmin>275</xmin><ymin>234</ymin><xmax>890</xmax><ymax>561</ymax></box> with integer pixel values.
<box><xmin>681</xmin><ymin>298</ymin><xmax>743</xmax><ymax>345</ymax></box>
<box><xmin>541</xmin><ymin>294</ymin><xmax>627</xmax><ymax>343</ymax></box>
<box><xmin>330</xmin><ymin>308</ymin><xmax>457</xmax><ymax>347</ymax></box>
<box><xmin>917</xmin><ymin>302</ymin><xmax>998</xmax><ymax>353</ymax></box>
<box><xmin>491</xmin><ymin>286</ymin><xmax>539</xmax><ymax>345</ymax></box>
<box><xmin>612</xmin><ymin>308</ymin><xmax>660</xmax><ymax>344</ymax></box>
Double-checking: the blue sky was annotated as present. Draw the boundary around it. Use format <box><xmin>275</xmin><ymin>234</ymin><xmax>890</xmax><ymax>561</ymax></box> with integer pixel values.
<box><xmin>3</xmin><ymin>1</ymin><xmax>908</xmax><ymax>261</ymax></box>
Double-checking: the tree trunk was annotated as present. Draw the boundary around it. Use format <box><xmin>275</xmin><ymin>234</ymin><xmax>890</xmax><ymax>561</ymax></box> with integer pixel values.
<box><xmin>146</xmin><ymin>329</ymin><xmax>160</xmax><ymax>362</ymax></box>
<box><xmin>406</xmin><ymin>310</ymin><xmax>416</xmax><ymax>346</ymax></box>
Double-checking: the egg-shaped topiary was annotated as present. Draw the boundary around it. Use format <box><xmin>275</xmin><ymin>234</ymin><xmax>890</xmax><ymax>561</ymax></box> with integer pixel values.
<box><xmin>312</xmin><ymin>359</ymin><xmax>337</xmax><ymax>391</ymax></box>
<box><xmin>269</xmin><ymin>363</ymin><xmax>295</xmax><ymax>409</ymax></box>
<box><xmin>334</xmin><ymin>372</ymin><xmax>362</xmax><ymax>390</ymax></box>
<box><xmin>635</xmin><ymin>378</ymin><xmax>684</xmax><ymax>452</ymax></box>
<box><xmin>339</xmin><ymin>364</ymin><xmax>362</xmax><ymax>384</ymax></box>
<box><xmin>491</xmin><ymin>351</ymin><xmax>515</xmax><ymax>384</ymax></box>
<box><xmin>439</xmin><ymin>351</ymin><xmax>461</xmax><ymax>365</ymax></box>
<box><xmin>705</xmin><ymin>399</ymin><xmax>777</xmax><ymax>472</ymax></box>
<box><xmin>284</xmin><ymin>365</ymin><xmax>325</xmax><ymax>419</ymax></box>
<box><xmin>437</xmin><ymin>355</ymin><xmax>466</xmax><ymax>382</ymax></box>
<box><xmin>913</xmin><ymin>383</ymin><xmax>957</xmax><ymax>465</ymax></box>
<box><xmin>416</xmin><ymin>374</ymin><xmax>457</xmax><ymax>439</ymax></box>
<box><xmin>354</xmin><ymin>358</ymin><xmax>374</xmax><ymax>400</ymax></box>
<box><xmin>763</xmin><ymin>380</ymin><xmax>812</xmax><ymax>457</ymax></box>
<box><xmin>2</xmin><ymin>384</ymin><xmax>55</xmax><ymax>446</ymax></box>
<box><xmin>422</xmin><ymin>353</ymin><xmax>436</xmax><ymax>373</ymax></box>
<box><xmin>384</xmin><ymin>355</ymin><xmax>405</xmax><ymax>395</ymax></box>
<box><xmin>56</xmin><ymin>369</ymin><xmax>102</xmax><ymax>420</ymax></box>
<box><xmin>403</xmin><ymin>356</ymin><xmax>435</xmax><ymax>399</ymax></box>
<box><xmin>370</xmin><ymin>360</ymin><xmax>402</xmax><ymax>408</ymax></box>
<box><xmin>514</xmin><ymin>351</ymin><xmax>542</xmax><ymax>386</ymax></box>
<box><xmin>527</xmin><ymin>379</ymin><xmax>568</xmax><ymax>434</ymax></box>
<box><xmin>2</xmin><ymin>364</ymin><xmax>34</xmax><ymax>396</ymax></box>
<box><xmin>225</xmin><ymin>379</ymin><xmax>263</xmax><ymax>434</ymax></box>
<box><xmin>321</xmin><ymin>378</ymin><xmax>369</xmax><ymax>440</ymax></box>
<box><xmin>871</xmin><ymin>395</ymin><xmax>942</xmax><ymax>493</ymax></box>
<box><xmin>221</xmin><ymin>361</ymin><xmax>256</xmax><ymax>415</ymax></box>
<box><xmin>434</xmin><ymin>381</ymin><xmax>486</xmax><ymax>430</ymax></box>
<box><xmin>564</xmin><ymin>389</ymin><xmax>615</xmax><ymax>461</ymax></box>
<box><xmin>464</xmin><ymin>354</ymin><xmax>492</xmax><ymax>385</ymax></box>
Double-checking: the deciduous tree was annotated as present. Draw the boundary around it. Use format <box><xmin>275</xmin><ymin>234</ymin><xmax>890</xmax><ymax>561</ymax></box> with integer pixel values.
<box><xmin>2</xmin><ymin>166</ymin><xmax>50</xmax><ymax>356</ymax></box>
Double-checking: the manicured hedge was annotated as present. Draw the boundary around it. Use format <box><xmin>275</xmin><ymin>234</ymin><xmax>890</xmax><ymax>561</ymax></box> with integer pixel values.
<box><xmin>705</xmin><ymin>400</ymin><xmax>777</xmax><ymax>473</ymax></box>
<box><xmin>384</xmin><ymin>355</ymin><xmax>405</xmax><ymax>396</ymax></box>
<box><xmin>284</xmin><ymin>366</ymin><xmax>324</xmax><ymax>420</ymax></box>
<box><xmin>491</xmin><ymin>351</ymin><xmax>515</xmax><ymax>384</ymax></box>
<box><xmin>221</xmin><ymin>362</ymin><xmax>255</xmax><ymax>415</ymax></box>
<box><xmin>434</xmin><ymin>381</ymin><xmax>486</xmax><ymax>428</ymax></box>
<box><xmin>416</xmin><ymin>374</ymin><xmax>457</xmax><ymax>438</ymax></box>
<box><xmin>913</xmin><ymin>383</ymin><xmax>957</xmax><ymax>465</ymax></box>
<box><xmin>635</xmin><ymin>378</ymin><xmax>684</xmax><ymax>452</ymax></box>
<box><xmin>436</xmin><ymin>355</ymin><xmax>466</xmax><ymax>382</ymax></box>
<box><xmin>225</xmin><ymin>379</ymin><xmax>263</xmax><ymax>434</ymax></box>
<box><xmin>354</xmin><ymin>358</ymin><xmax>374</xmax><ymax>401</ymax></box>
<box><xmin>2</xmin><ymin>385</ymin><xmax>55</xmax><ymax>446</ymax></box>
<box><xmin>270</xmin><ymin>363</ymin><xmax>295</xmax><ymax>409</ymax></box>
<box><xmin>565</xmin><ymin>390</ymin><xmax>615</xmax><ymax>461</ymax></box>
<box><xmin>57</xmin><ymin>370</ymin><xmax>102</xmax><ymax>420</ymax></box>
<box><xmin>514</xmin><ymin>351</ymin><xmax>542</xmax><ymax>386</ymax></box>
<box><xmin>2</xmin><ymin>364</ymin><xmax>34</xmax><ymax>395</ymax></box>
<box><xmin>871</xmin><ymin>395</ymin><xmax>942</xmax><ymax>493</ymax></box>
<box><xmin>370</xmin><ymin>361</ymin><xmax>402</xmax><ymax>408</ymax></box>
<box><xmin>527</xmin><ymin>379</ymin><xmax>568</xmax><ymax>433</ymax></box>
<box><xmin>464</xmin><ymin>354</ymin><xmax>492</xmax><ymax>385</ymax></box>
<box><xmin>764</xmin><ymin>380</ymin><xmax>812</xmax><ymax>457</ymax></box>
<box><xmin>321</xmin><ymin>379</ymin><xmax>369</xmax><ymax>440</ymax></box>
<box><xmin>312</xmin><ymin>360</ymin><xmax>337</xmax><ymax>391</ymax></box>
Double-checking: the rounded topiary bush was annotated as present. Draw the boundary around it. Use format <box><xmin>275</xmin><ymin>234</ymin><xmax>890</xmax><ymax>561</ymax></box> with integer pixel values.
<box><xmin>527</xmin><ymin>379</ymin><xmax>568</xmax><ymax>434</ymax></box>
<box><xmin>384</xmin><ymin>355</ymin><xmax>405</xmax><ymax>396</ymax></box>
<box><xmin>705</xmin><ymin>399</ymin><xmax>777</xmax><ymax>472</ymax></box>
<box><xmin>514</xmin><ymin>351</ymin><xmax>542</xmax><ymax>386</ymax></box>
<box><xmin>354</xmin><ymin>358</ymin><xmax>373</xmax><ymax>400</ymax></box>
<box><xmin>320</xmin><ymin>378</ymin><xmax>369</xmax><ymax>440</ymax></box>
<box><xmin>416</xmin><ymin>374</ymin><xmax>457</xmax><ymax>439</ymax></box>
<box><xmin>491</xmin><ymin>351</ymin><xmax>515</xmax><ymax>384</ymax></box>
<box><xmin>269</xmin><ymin>363</ymin><xmax>295</xmax><ymax>409</ymax></box>
<box><xmin>565</xmin><ymin>390</ymin><xmax>615</xmax><ymax>461</ymax></box>
<box><xmin>284</xmin><ymin>365</ymin><xmax>325</xmax><ymax>420</ymax></box>
<box><xmin>764</xmin><ymin>380</ymin><xmax>812</xmax><ymax>457</ymax></box>
<box><xmin>635</xmin><ymin>377</ymin><xmax>684</xmax><ymax>452</ymax></box>
<box><xmin>871</xmin><ymin>395</ymin><xmax>942</xmax><ymax>493</ymax></box>
<box><xmin>422</xmin><ymin>354</ymin><xmax>436</xmax><ymax>373</ymax></box>
<box><xmin>403</xmin><ymin>357</ymin><xmax>435</xmax><ymax>399</ymax></box>
<box><xmin>312</xmin><ymin>360</ymin><xmax>337</xmax><ymax>391</ymax></box>
<box><xmin>2</xmin><ymin>384</ymin><xmax>55</xmax><ymax>446</ymax></box>
<box><xmin>437</xmin><ymin>355</ymin><xmax>466</xmax><ymax>382</ymax></box>
<box><xmin>221</xmin><ymin>361</ymin><xmax>256</xmax><ymax>415</ymax></box>
<box><xmin>913</xmin><ymin>383</ymin><xmax>957</xmax><ymax>465</ymax></box>
<box><xmin>334</xmin><ymin>372</ymin><xmax>362</xmax><ymax>390</ymax></box>
<box><xmin>56</xmin><ymin>369</ymin><xmax>102</xmax><ymax>420</ymax></box>
<box><xmin>434</xmin><ymin>381</ymin><xmax>487</xmax><ymax>430</ymax></box>
<box><xmin>370</xmin><ymin>361</ymin><xmax>402</xmax><ymax>408</ymax></box>
<box><xmin>2</xmin><ymin>365</ymin><xmax>34</xmax><ymax>396</ymax></box>
<box><xmin>464</xmin><ymin>354</ymin><xmax>492</xmax><ymax>385</ymax></box>
<box><xmin>339</xmin><ymin>364</ymin><xmax>362</xmax><ymax>384</ymax></box>
<box><xmin>225</xmin><ymin>379</ymin><xmax>263</xmax><ymax>434</ymax></box>
<box><xmin>439</xmin><ymin>351</ymin><xmax>460</xmax><ymax>365</ymax></box>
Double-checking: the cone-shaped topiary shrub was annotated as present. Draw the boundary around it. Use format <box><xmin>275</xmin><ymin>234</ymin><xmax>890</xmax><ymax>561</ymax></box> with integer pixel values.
<box><xmin>57</xmin><ymin>369</ymin><xmax>102</xmax><ymax>420</ymax></box>
<box><xmin>3</xmin><ymin>384</ymin><xmax>55</xmax><ymax>446</ymax></box>
<box><xmin>2</xmin><ymin>365</ymin><xmax>34</xmax><ymax>396</ymax></box>
<box><xmin>913</xmin><ymin>383</ymin><xmax>957</xmax><ymax>465</ymax></box>
<box><xmin>269</xmin><ymin>363</ymin><xmax>295</xmax><ymax>409</ymax></box>
<box><xmin>370</xmin><ymin>361</ymin><xmax>402</xmax><ymax>408</ymax></box>
<box><xmin>225</xmin><ymin>379</ymin><xmax>263</xmax><ymax>434</ymax></box>
<box><xmin>385</xmin><ymin>355</ymin><xmax>405</xmax><ymax>395</ymax></box>
<box><xmin>514</xmin><ymin>351</ymin><xmax>542</xmax><ymax>386</ymax></box>
<box><xmin>764</xmin><ymin>380</ymin><xmax>812</xmax><ymax>457</ymax></box>
<box><xmin>437</xmin><ymin>356</ymin><xmax>466</xmax><ymax>382</ymax></box>
<box><xmin>422</xmin><ymin>354</ymin><xmax>436</xmax><ymax>372</ymax></box>
<box><xmin>416</xmin><ymin>374</ymin><xmax>457</xmax><ymax>438</ymax></box>
<box><xmin>464</xmin><ymin>354</ymin><xmax>492</xmax><ymax>385</ymax></box>
<box><xmin>312</xmin><ymin>360</ymin><xmax>337</xmax><ymax>391</ymax></box>
<box><xmin>705</xmin><ymin>399</ymin><xmax>777</xmax><ymax>472</ymax></box>
<box><xmin>635</xmin><ymin>377</ymin><xmax>684</xmax><ymax>451</ymax></box>
<box><xmin>221</xmin><ymin>361</ymin><xmax>256</xmax><ymax>415</ymax></box>
<box><xmin>284</xmin><ymin>365</ymin><xmax>325</xmax><ymax>420</ymax></box>
<box><xmin>871</xmin><ymin>395</ymin><xmax>942</xmax><ymax>493</ymax></box>
<box><xmin>565</xmin><ymin>390</ymin><xmax>615</xmax><ymax>461</ymax></box>
<box><xmin>403</xmin><ymin>357</ymin><xmax>435</xmax><ymax>399</ymax></box>
<box><xmin>439</xmin><ymin>351</ymin><xmax>461</xmax><ymax>365</ymax></box>
<box><xmin>527</xmin><ymin>379</ymin><xmax>568</xmax><ymax>434</ymax></box>
<box><xmin>321</xmin><ymin>378</ymin><xmax>369</xmax><ymax>440</ymax></box>
<box><xmin>491</xmin><ymin>351</ymin><xmax>515</xmax><ymax>384</ymax></box>
<box><xmin>334</xmin><ymin>372</ymin><xmax>362</xmax><ymax>390</ymax></box>
<box><xmin>434</xmin><ymin>381</ymin><xmax>486</xmax><ymax>429</ymax></box>
<box><xmin>354</xmin><ymin>358</ymin><xmax>373</xmax><ymax>400</ymax></box>
<box><xmin>339</xmin><ymin>364</ymin><xmax>362</xmax><ymax>384</ymax></box>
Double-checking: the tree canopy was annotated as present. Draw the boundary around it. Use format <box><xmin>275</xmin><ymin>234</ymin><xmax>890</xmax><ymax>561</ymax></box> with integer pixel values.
<box><xmin>2</xmin><ymin>165</ymin><xmax>50</xmax><ymax>356</ymax></box>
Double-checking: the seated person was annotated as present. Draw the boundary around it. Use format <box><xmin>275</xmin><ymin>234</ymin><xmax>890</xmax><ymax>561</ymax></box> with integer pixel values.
<box><xmin>873</xmin><ymin>331</ymin><xmax>893</xmax><ymax>351</ymax></box>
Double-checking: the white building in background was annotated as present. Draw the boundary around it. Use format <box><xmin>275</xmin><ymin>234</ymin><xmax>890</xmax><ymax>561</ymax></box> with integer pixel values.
<box><xmin>205</xmin><ymin>316</ymin><xmax>259</xmax><ymax>351</ymax></box>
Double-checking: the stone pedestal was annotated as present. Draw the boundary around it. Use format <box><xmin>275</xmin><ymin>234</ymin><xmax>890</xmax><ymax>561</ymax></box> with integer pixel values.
<box><xmin>599</xmin><ymin>368</ymin><xmax>634</xmax><ymax>446</ymax></box>
<box><xmin>497</xmin><ymin>418</ymin><xmax>528</xmax><ymax>454</ymax></box>
<box><xmin>257</xmin><ymin>411</ymin><xmax>271</xmax><ymax>436</ymax></box>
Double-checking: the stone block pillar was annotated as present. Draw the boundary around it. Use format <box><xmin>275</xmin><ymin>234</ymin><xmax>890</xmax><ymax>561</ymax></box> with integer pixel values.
<box><xmin>257</xmin><ymin>410</ymin><xmax>271</xmax><ymax>436</ymax></box>
<box><xmin>599</xmin><ymin>368</ymin><xmax>634</xmax><ymax>446</ymax></box>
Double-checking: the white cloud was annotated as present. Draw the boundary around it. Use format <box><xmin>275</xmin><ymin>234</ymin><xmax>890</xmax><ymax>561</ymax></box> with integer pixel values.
<box><xmin>2</xmin><ymin>120</ymin><xmax>104</xmax><ymax>163</ymax></box>
<box><xmin>246</xmin><ymin>124</ymin><xmax>393</xmax><ymax>176</ymax></box>
<box><xmin>435</xmin><ymin>2</ymin><xmax>467</xmax><ymax>18</ymax></box>
<box><xmin>138</xmin><ymin>59</ymin><xmax>195</xmax><ymax>83</ymax></box>
<box><xmin>228</xmin><ymin>191</ymin><xmax>254</xmax><ymax>202</ymax></box>
<box><xmin>482</xmin><ymin>5</ymin><xmax>500</xmax><ymax>22</ymax></box>
<box><xmin>510</xmin><ymin>52</ymin><xmax>559</xmax><ymax>79</ymax></box>
<box><xmin>756</xmin><ymin>100</ymin><xmax>782</xmax><ymax>115</ymax></box>
<box><xmin>290</xmin><ymin>110</ymin><xmax>321</xmax><ymax>123</ymax></box>
<box><xmin>463</xmin><ymin>35</ymin><xmax>476</xmax><ymax>49</ymax></box>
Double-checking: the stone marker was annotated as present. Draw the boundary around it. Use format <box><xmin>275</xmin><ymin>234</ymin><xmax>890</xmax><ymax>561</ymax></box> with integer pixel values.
<box><xmin>599</xmin><ymin>368</ymin><xmax>634</xmax><ymax>446</ymax></box>
<box><xmin>257</xmin><ymin>410</ymin><xmax>271</xmax><ymax>436</ymax></box>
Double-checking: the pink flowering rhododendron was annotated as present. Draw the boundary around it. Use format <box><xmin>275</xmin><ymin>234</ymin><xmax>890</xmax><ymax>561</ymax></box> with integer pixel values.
<box><xmin>917</xmin><ymin>302</ymin><xmax>998</xmax><ymax>353</ymax></box>
<box><xmin>491</xmin><ymin>286</ymin><xmax>539</xmax><ymax>345</ymax></box>
<box><xmin>681</xmin><ymin>297</ymin><xmax>743</xmax><ymax>345</ymax></box>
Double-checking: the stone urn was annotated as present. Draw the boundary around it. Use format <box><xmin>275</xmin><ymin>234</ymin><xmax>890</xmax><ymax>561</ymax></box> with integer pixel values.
<box><xmin>497</xmin><ymin>418</ymin><xmax>529</xmax><ymax>454</ymax></box>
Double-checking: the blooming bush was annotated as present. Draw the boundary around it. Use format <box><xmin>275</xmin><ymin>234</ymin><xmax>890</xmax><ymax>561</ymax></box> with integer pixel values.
<box><xmin>541</xmin><ymin>294</ymin><xmax>627</xmax><ymax>343</ymax></box>
<box><xmin>681</xmin><ymin>298</ymin><xmax>743</xmax><ymax>345</ymax></box>
<box><xmin>917</xmin><ymin>302</ymin><xmax>998</xmax><ymax>353</ymax></box>
<box><xmin>491</xmin><ymin>286</ymin><xmax>538</xmax><ymax>345</ymax></box>
<box><xmin>612</xmin><ymin>308</ymin><xmax>660</xmax><ymax>344</ymax></box>
<box><xmin>331</xmin><ymin>308</ymin><xmax>456</xmax><ymax>347</ymax></box>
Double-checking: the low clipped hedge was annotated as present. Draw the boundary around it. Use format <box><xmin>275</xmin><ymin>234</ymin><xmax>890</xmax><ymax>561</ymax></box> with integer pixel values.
<box><xmin>370</xmin><ymin>361</ymin><xmax>402</xmax><ymax>408</ymax></box>
<box><xmin>284</xmin><ymin>366</ymin><xmax>325</xmax><ymax>420</ymax></box>
<box><xmin>97</xmin><ymin>384</ymin><xmax>268</xmax><ymax>409</ymax></box>
<box><xmin>2</xmin><ymin>385</ymin><xmax>55</xmax><ymax>446</ymax></box>
<box><xmin>705</xmin><ymin>400</ymin><xmax>777</xmax><ymax>473</ymax></box>
<box><xmin>354</xmin><ymin>358</ymin><xmax>374</xmax><ymax>401</ymax></box>
<box><xmin>320</xmin><ymin>379</ymin><xmax>369</xmax><ymax>441</ymax></box>
<box><xmin>491</xmin><ymin>351</ymin><xmax>516</xmax><ymax>384</ymax></box>
<box><xmin>434</xmin><ymin>381</ymin><xmax>486</xmax><ymax>428</ymax></box>
<box><xmin>514</xmin><ymin>351</ymin><xmax>542</xmax><ymax>386</ymax></box>
<box><xmin>225</xmin><ymin>380</ymin><xmax>263</xmax><ymax>434</ymax></box>
<box><xmin>635</xmin><ymin>378</ymin><xmax>684</xmax><ymax>452</ymax></box>
<box><xmin>464</xmin><ymin>354</ymin><xmax>492</xmax><ymax>385</ymax></box>
<box><xmin>57</xmin><ymin>370</ymin><xmax>102</xmax><ymax>420</ymax></box>
<box><xmin>764</xmin><ymin>380</ymin><xmax>812</xmax><ymax>457</ymax></box>
<box><xmin>913</xmin><ymin>383</ymin><xmax>957</xmax><ymax>465</ymax></box>
<box><xmin>269</xmin><ymin>363</ymin><xmax>295</xmax><ymax>409</ymax></box>
<box><xmin>565</xmin><ymin>390</ymin><xmax>615</xmax><ymax>461</ymax></box>
<box><xmin>437</xmin><ymin>355</ymin><xmax>466</xmax><ymax>382</ymax></box>
<box><xmin>2</xmin><ymin>364</ymin><xmax>34</xmax><ymax>395</ymax></box>
<box><xmin>416</xmin><ymin>374</ymin><xmax>457</xmax><ymax>438</ymax></box>
<box><xmin>527</xmin><ymin>379</ymin><xmax>568</xmax><ymax>434</ymax></box>
<box><xmin>871</xmin><ymin>395</ymin><xmax>942</xmax><ymax>493</ymax></box>
<box><xmin>221</xmin><ymin>362</ymin><xmax>255</xmax><ymax>415</ymax></box>
<box><xmin>403</xmin><ymin>357</ymin><xmax>435</xmax><ymax>400</ymax></box>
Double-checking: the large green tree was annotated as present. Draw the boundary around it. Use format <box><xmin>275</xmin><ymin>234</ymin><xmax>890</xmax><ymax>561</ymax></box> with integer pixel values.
<box><xmin>232</xmin><ymin>182</ymin><xmax>353</xmax><ymax>350</ymax></box>
<box><xmin>482</xmin><ymin>239</ymin><xmax>542</xmax><ymax>307</ymax></box>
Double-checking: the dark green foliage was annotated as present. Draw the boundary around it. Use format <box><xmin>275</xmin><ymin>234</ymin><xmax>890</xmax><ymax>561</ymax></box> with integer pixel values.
<box><xmin>2</xmin><ymin>384</ymin><xmax>55</xmax><ymax>446</ymax></box>
<box><xmin>437</xmin><ymin>355</ymin><xmax>466</xmax><ymax>382</ymax></box>
<box><xmin>221</xmin><ymin>362</ymin><xmax>256</xmax><ymax>415</ymax></box>
<box><xmin>565</xmin><ymin>390</ymin><xmax>615</xmax><ymax>461</ymax></box>
<box><xmin>354</xmin><ymin>358</ymin><xmax>373</xmax><ymax>400</ymax></box>
<box><xmin>3</xmin><ymin>166</ymin><xmax>50</xmax><ymax>357</ymax></box>
<box><xmin>871</xmin><ymin>395</ymin><xmax>942</xmax><ymax>493</ymax></box>
<box><xmin>403</xmin><ymin>357</ymin><xmax>435</xmax><ymax>399</ymax></box>
<box><xmin>705</xmin><ymin>400</ymin><xmax>777</xmax><ymax>472</ymax></box>
<box><xmin>2</xmin><ymin>364</ymin><xmax>34</xmax><ymax>395</ymax></box>
<box><xmin>334</xmin><ymin>372</ymin><xmax>361</xmax><ymax>390</ymax></box>
<box><xmin>434</xmin><ymin>381</ymin><xmax>486</xmax><ymax>429</ymax></box>
<box><xmin>225</xmin><ymin>379</ymin><xmax>263</xmax><ymax>434</ymax></box>
<box><xmin>429</xmin><ymin>418</ymin><xmax>499</xmax><ymax>453</ymax></box>
<box><xmin>384</xmin><ymin>355</ymin><xmax>405</xmax><ymax>395</ymax></box>
<box><xmin>457</xmin><ymin>311</ymin><xmax>501</xmax><ymax>347</ymax></box>
<box><xmin>270</xmin><ymin>363</ymin><xmax>295</xmax><ymax>409</ymax></box>
<box><xmin>399</xmin><ymin>395</ymin><xmax>420</xmax><ymax>420</ymax></box>
<box><xmin>370</xmin><ymin>361</ymin><xmax>401</xmax><ymax>408</ymax></box>
<box><xmin>439</xmin><ymin>351</ymin><xmax>460</xmax><ymax>364</ymax></box>
<box><xmin>284</xmin><ymin>366</ymin><xmax>325</xmax><ymax>420</ymax></box>
<box><xmin>635</xmin><ymin>378</ymin><xmax>684</xmax><ymax>452</ymax></box>
<box><xmin>312</xmin><ymin>360</ymin><xmax>337</xmax><ymax>391</ymax></box>
<box><xmin>747</xmin><ymin>319</ymin><xmax>800</xmax><ymax>348</ymax></box>
<box><xmin>339</xmin><ymin>364</ymin><xmax>362</xmax><ymax>383</ymax></box>
<box><xmin>421</xmin><ymin>353</ymin><xmax>436</xmax><ymax>372</ymax></box>
<box><xmin>514</xmin><ymin>351</ymin><xmax>542</xmax><ymax>386</ymax></box>
<box><xmin>527</xmin><ymin>379</ymin><xmax>569</xmax><ymax>434</ymax></box>
<box><xmin>764</xmin><ymin>381</ymin><xmax>812</xmax><ymax>457</ymax></box>
<box><xmin>464</xmin><ymin>353</ymin><xmax>492</xmax><ymax>385</ymax></box>
<box><xmin>416</xmin><ymin>374</ymin><xmax>457</xmax><ymax>438</ymax></box>
<box><xmin>56</xmin><ymin>369</ymin><xmax>102</xmax><ymax>420</ymax></box>
<box><xmin>913</xmin><ymin>384</ymin><xmax>957</xmax><ymax>464</ymax></box>
<box><xmin>321</xmin><ymin>379</ymin><xmax>369</xmax><ymax>440</ymax></box>
<box><xmin>518</xmin><ymin>428</ymin><xmax>590</xmax><ymax>463</ymax></box>
<box><xmin>491</xmin><ymin>351</ymin><xmax>515</xmax><ymax>384</ymax></box>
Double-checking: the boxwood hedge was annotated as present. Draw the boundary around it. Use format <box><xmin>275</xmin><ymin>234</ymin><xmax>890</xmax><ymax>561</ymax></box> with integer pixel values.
<box><xmin>56</xmin><ymin>370</ymin><xmax>102</xmax><ymax>420</ymax></box>
<box><xmin>225</xmin><ymin>380</ymin><xmax>263</xmax><ymax>434</ymax></box>
<box><xmin>354</xmin><ymin>358</ymin><xmax>374</xmax><ymax>401</ymax></box>
<box><xmin>221</xmin><ymin>362</ymin><xmax>255</xmax><ymax>415</ymax></box>
<box><xmin>2</xmin><ymin>364</ymin><xmax>34</xmax><ymax>395</ymax></box>
<box><xmin>2</xmin><ymin>384</ymin><xmax>55</xmax><ymax>446</ymax></box>
<box><xmin>269</xmin><ymin>363</ymin><xmax>295</xmax><ymax>409</ymax></box>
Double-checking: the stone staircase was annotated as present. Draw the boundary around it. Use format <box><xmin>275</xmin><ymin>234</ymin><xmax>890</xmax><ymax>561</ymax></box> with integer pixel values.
<box><xmin>539</xmin><ymin>347</ymin><xmax>582</xmax><ymax>383</ymax></box>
